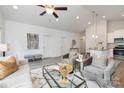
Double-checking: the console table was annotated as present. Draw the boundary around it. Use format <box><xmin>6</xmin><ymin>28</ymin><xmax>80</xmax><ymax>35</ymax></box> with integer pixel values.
<box><xmin>24</xmin><ymin>54</ymin><xmax>42</xmax><ymax>62</ymax></box>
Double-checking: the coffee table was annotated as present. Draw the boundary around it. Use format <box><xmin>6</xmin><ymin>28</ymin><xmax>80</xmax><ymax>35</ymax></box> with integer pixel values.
<box><xmin>42</xmin><ymin>64</ymin><xmax>87</xmax><ymax>88</ymax></box>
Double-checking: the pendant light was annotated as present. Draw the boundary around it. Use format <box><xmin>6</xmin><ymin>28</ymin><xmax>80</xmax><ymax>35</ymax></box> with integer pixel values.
<box><xmin>92</xmin><ymin>11</ymin><xmax>98</xmax><ymax>39</ymax></box>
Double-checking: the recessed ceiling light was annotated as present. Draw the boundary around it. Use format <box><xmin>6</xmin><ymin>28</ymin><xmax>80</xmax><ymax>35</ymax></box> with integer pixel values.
<box><xmin>76</xmin><ymin>16</ymin><xmax>79</xmax><ymax>19</ymax></box>
<box><xmin>88</xmin><ymin>21</ymin><xmax>91</xmax><ymax>25</ymax></box>
<box><xmin>102</xmin><ymin>16</ymin><xmax>106</xmax><ymax>19</ymax></box>
<box><xmin>56</xmin><ymin>18</ymin><xmax>59</xmax><ymax>21</ymax></box>
<box><xmin>13</xmin><ymin>5</ymin><xmax>18</xmax><ymax>10</ymax></box>
<box><xmin>122</xmin><ymin>14</ymin><xmax>124</xmax><ymax>17</ymax></box>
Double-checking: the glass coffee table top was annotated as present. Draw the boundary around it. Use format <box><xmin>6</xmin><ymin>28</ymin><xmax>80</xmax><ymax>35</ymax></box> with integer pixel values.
<box><xmin>43</xmin><ymin>64</ymin><xmax>87</xmax><ymax>88</ymax></box>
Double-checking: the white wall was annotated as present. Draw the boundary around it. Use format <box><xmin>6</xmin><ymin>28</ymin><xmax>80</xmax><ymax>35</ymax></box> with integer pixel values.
<box><xmin>0</xmin><ymin>12</ymin><xmax>4</xmax><ymax>43</ymax></box>
<box><xmin>86</xmin><ymin>20</ymin><xmax>107</xmax><ymax>52</ymax></box>
<box><xmin>108</xmin><ymin>21</ymin><xmax>124</xmax><ymax>33</ymax></box>
<box><xmin>5</xmin><ymin>20</ymin><xmax>80</xmax><ymax>59</ymax></box>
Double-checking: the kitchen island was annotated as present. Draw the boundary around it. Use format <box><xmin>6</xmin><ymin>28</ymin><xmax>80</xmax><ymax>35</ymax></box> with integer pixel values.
<box><xmin>90</xmin><ymin>49</ymin><xmax>109</xmax><ymax>57</ymax></box>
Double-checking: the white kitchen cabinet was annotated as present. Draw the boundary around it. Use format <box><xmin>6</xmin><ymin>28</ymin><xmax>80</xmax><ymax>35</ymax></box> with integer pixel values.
<box><xmin>114</xmin><ymin>31</ymin><xmax>119</xmax><ymax>38</ymax></box>
<box><xmin>114</xmin><ymin>30</ymin><xmax>124</xmax><ymax>38</ymax></box>
<box><xmin>108</xmin><ymin>32</ymin><xmax>114</xmax><ymax>43</ymax></box>
<box><xmin>108</xmin><ymin>30</ymin><xmax>124</xmax><ymax>44</ymax></box>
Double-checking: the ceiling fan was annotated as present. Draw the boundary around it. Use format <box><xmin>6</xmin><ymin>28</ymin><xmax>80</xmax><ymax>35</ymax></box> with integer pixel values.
<box><xmin>37</xmin><ymin>5</ymin><xmax>67</xmax><ymax>18</ymax></box>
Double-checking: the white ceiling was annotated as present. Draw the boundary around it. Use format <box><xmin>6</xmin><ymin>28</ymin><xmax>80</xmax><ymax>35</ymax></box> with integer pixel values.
<box><xmin>0</xmin><ymin>5</ymin><xmax>124</xmax><ymax>33</ymax></box>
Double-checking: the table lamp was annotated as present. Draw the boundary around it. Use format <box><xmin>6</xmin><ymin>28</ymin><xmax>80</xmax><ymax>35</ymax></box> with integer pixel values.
<box><xmin>0</xmin><ymin>44</ymin><xmax>8</xmax><ymax>57</ymax></box>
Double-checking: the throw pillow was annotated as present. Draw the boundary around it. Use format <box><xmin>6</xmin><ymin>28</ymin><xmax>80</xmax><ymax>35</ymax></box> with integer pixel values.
<box><xmin>92</xmin><ymin>55</ymin><xmax>107</xmax><ymax>69</ymax></box>
<box><xmin>112</xmin><ymin>62</ymin><xmax>124</xmax><ymax>88</ymax></box>
<box><xmin>0</xmin><ymin>56</ymin><xmax>18</xmax><ymax>79</ymax></box>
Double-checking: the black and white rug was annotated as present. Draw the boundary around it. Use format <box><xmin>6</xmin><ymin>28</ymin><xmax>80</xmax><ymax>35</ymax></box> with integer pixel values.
<box><xmin>30</xmin><ymin>66</ymin><xmax>86</xmax><ymax>88</ymax></box>
<box><xmin>30</xmin><ymin>68</ymin><xmax>50</xmax><ymax>88</ymax></box>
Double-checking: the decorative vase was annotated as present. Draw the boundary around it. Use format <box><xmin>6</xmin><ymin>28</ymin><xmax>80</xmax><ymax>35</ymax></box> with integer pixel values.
<box><xmin>59</xmin><ymin>64</ymin><xmax>73</xmax><ymax>84</ymax></box>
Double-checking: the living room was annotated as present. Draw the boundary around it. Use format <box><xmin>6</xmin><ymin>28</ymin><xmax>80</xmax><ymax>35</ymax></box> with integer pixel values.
<box><xmin>0</xmin><ymin>4</ymin><xmax>124</xmax><ymax>89</ymax></box>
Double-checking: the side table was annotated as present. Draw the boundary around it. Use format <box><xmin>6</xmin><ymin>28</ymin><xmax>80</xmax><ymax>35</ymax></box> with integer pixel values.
<box><xmin>75</xmin><ymin>59</ymin><xmax>84</xmax><ymax>73</ymax></box>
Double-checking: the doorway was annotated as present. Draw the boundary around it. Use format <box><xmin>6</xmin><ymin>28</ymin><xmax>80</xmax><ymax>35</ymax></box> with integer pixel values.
<box><xmin>43</xmin><ymin>35</ymin><xmax>52</xmax><ymax>58</ymax></box>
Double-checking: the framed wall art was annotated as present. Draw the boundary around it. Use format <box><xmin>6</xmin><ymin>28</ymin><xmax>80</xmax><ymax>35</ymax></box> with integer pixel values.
<box><xmin>27</xmin><ymin>33</ymin><xmax>39</xmax><ymax>49</ymax></box>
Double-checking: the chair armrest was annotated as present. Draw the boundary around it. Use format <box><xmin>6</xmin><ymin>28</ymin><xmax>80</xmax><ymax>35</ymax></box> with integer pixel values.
<box><xmin>63</xmin><ymin>53</ymin><xmax>69</xmax><ymax>59</ymax></box>
<box><xmin>69</xmin><ymin>55</ymin><xmax>78</xmax><ymax>63</ymax></box>
<box><xmin>104</xmin><ymin>61</ymin><xmax>120</xmax><ymax>82</ymax></box>
<box><xmin>62</xmin><ymin>55</ymin><xmax>78</xmax><ymax>64</ymax></box>
<box><xmin>83</xmin><ymin>57</ymin><xmax>92</xmax><ymax>66</ymax></box>
<box><xmin>96</xmin><ymin>78</ymin><xmax>113</xmax><ymax>88</ymax></box>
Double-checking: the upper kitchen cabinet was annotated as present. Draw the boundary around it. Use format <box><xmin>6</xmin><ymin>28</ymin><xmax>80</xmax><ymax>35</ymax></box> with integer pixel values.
<box><xmin>114</xmin><ymin>29</ymin><xmax>124</xmax><ymax>38</ymax></box>
<box><xmin>108</xmin><ymin>29</ymin><xmax>124</xmax><ymax>44</ymax></box>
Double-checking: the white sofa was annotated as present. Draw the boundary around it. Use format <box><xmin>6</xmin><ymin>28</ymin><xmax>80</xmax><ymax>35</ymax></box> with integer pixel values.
<box><xmin>0</xmin><ymin>60</ymin><xmax>33</xmax><ymax>88</ymax></box>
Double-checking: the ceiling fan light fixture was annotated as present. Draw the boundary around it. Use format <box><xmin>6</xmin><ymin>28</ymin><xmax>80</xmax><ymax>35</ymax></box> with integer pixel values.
<box><xmin>38</xmin><ymin>5</ymin><xmax>67</xmax><ymax>18</ymax></box>
<box><xmin>45</xmin><ymin>6</ymin><xmax>54</xmax><ymax>14</ymax></box>
<box><xmin>46</xmin><ymin>8</ymin><xmax>54</xmax><ymax>14</ymax></box>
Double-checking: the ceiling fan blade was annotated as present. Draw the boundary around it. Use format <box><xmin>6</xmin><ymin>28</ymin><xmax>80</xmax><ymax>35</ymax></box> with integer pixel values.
<box><xmin>54</xmin><ymin>7</ymin><xmax>67</xmax><ymax>10</ymax></box>
<box><xmin>37</xmin><ymin>5</ymin><xmax>45</xmax><ymax>8</ymax></box>
<box><xmin>40</xmin><ymin>11</ymin><xmax>46</xmax><ymax>16</ymax></box>
<box><xmin>53</xmin><ymin>12</ymin><xmax>59</xmax><ymax>18</ymax></box>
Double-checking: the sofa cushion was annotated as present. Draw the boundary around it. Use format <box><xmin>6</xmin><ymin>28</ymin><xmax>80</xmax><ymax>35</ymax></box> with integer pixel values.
<box><xmin>92</xmin><ymin>55</ymin><xmax>107</xmax><ymax>69</ymax></box>
<box><xmin>84</xmin><ymin>65</ymin><xmax>104</xmax><ymax>78</ymax></box>
<box><xmin>0</xmin><ymin>56</ymin><xmax>18</xmax><ymax>79</ymax></box>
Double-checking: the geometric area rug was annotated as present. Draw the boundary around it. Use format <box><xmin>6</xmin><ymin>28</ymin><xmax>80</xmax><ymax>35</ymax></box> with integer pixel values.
<box><xmin>30</xmin><ymin>68</ymin><xmax>86</xmax><ymax>88</ymax></box>
<box><xmin>30</xmin><ymin>68</ymin><xmax>50</xmax><ymax>88</ymax></box>
<box><xmin>30</xmin><ymin>66</ymin><xmax>88</xmax><ymax>88</ymax></box>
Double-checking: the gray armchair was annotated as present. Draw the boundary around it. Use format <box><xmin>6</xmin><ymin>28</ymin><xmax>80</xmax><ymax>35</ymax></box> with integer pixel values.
<box><xmin>83</xmin><ymin>57</ymin><xmax>120</xmax><ymax>84</ymax></box>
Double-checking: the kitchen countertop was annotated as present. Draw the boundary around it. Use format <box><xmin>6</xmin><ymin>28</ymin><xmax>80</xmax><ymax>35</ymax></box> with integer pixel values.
<box><xmin>109</xmin><ymin>57</ymin><xmax>124</xmax><ymax>62</ymax></box>
<box><xmin>90</xmin><ymin>49</ymin><xmax>108</xmax><ymax>51</ymax></box>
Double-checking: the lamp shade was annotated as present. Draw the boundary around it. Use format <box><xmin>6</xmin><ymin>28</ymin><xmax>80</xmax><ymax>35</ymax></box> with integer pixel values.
<box><xmin>0</xmin><ymin>44</ymin><xmax>8</xmax><ymax>52</ymax></box>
